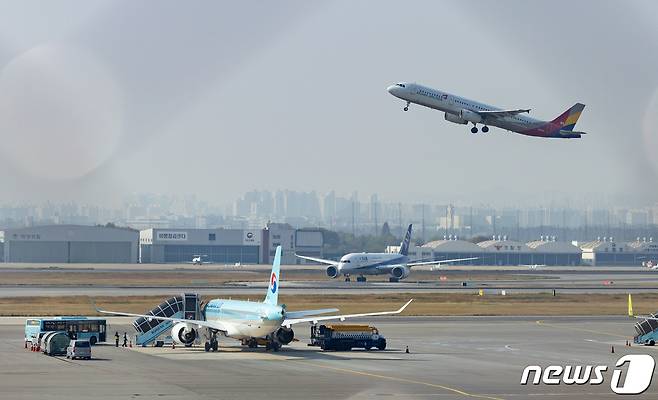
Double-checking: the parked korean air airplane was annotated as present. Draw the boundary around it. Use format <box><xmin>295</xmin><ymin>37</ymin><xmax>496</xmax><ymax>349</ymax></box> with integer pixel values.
<box><xmin>387</xmin><ymin>82</ymin><xmax>586</xmax><ymax>138</ymax></box>
<box><xmin>296</xmin><ymin>224</ymin><xmax>476</xmax><ymax>282</ymax></box>
<box><xmin>96</xmin><ymin>246</ymin><xmax>412</xmax><ymax>351</ymax></box>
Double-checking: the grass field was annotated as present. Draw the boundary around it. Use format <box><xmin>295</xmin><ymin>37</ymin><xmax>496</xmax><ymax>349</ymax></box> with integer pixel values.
<box><xmin>1</xmin><ymin>292</ymin><xmax>655</xmax><ymax>317</ymax></box>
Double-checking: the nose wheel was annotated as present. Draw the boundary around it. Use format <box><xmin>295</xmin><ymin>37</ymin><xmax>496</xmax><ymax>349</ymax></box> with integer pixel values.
<box><xmin>471</xmin><ymin>126</ymin><xmax>478</xmax><ymax>134</ymax></box>
<box><xmin>403</xmin><ymin>101</ymin><xmax>410</xmax><ymax>111</ymax></box>
<box><xmin>482</xmin><ymin>126</ymin><xmax>489</xmax><ymax>133</ymax></box>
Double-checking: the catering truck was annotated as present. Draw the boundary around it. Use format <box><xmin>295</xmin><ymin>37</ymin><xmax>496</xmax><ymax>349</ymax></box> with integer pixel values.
<box><xmin>309</xmin><ymin>324</ymin><xmax>386</xmax><ymax>351</ymax></box>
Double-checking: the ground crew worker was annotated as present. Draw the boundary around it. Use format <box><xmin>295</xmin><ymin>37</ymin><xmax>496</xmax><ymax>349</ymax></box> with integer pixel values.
<box><xmin>115</xmin><ymin>331</ymin><xmax>120</xmax><ymax>347</ymax></box>
<box><xmin>122</xmin><ymin>332</ymin><xmax>128</xmax><ymax>347</ymax></box>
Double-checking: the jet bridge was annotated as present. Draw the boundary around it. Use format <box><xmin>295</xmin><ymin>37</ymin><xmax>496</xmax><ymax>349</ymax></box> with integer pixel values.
<box><xmin>634</xmin><ymin>311</ymin><xmax>658</xmax><ymax>346</ymax></box>
<box><xmin>133</xmin><ymin>293</ymin><xmax>203</xmax><ymax>346</ymax></box>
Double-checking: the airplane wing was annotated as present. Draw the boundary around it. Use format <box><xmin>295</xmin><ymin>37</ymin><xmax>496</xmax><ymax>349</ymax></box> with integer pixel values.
<box><xmin>281</xmin><ymin>299</ymin><xmax>412</xmax><ymax>327</ymax></box>
<box><xmin>294</xmin><ymin>254</ymin><xmax>339</xmax><ymax>266</ymax></box>
<box><xmin>407</xmin><ymin>257</ymin><xmax>478</xmax><ymax>267</ymax></box>
<box><xmin>94</xmin><ymin>305</ymin><xmax>229</xmax><ymax>332</ymax></box>
<box><xmin>284</xmin><ymin>308</ymin><xmax>339</xmax><ymax>319</ymax></box>
<box><xmin>477</xmin><ymin>109</ymin><xmax>531</xmax><ymax>118</ymax></box>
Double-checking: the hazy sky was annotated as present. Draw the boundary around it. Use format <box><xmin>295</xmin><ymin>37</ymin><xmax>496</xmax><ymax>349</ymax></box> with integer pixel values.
<box><xmin>0</xmin><ymin>0</ymin><xmax>656</xmax><ymax>208</ymax></box>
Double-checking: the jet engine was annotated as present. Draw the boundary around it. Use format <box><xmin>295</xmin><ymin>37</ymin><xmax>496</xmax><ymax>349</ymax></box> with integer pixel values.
<box><xmin>459</xmin><ymin>109</ymin><xmax>482</xmax><ymax>124</ymax></box>
<box><xmin>326</xmin><ymin>265</ymin><xmax>340</xmax><ymax>278</ymax></box>
<box><xmin>444</xmin><ymin>112</ymin><xmax>467</xmax><ymax>125</ymax></box>
<box><xmin>390</xmin><ymin>265</ymin><xmax>410</xmax><ymax>280</ymax></box>
<box><xmin>273</xmin><ymin>327</ymin><xmax>294</xmax><ymax>345</ymax></box>
<box><xmin>171</xmin><ymin>322</ymin><xmax>197</xmax><ymax>346</ymax></box>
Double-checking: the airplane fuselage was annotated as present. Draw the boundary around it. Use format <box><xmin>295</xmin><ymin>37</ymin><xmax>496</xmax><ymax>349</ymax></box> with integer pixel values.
<box><xmin>204</xmin><ymin>299</ymin><xmax>283</xmax><ymax>339</ymax></box>
<box><xmin>387</xmin><ymin>82</ymin><xmax>583</xmax><ymax>138</ymax></box>
<box><xmin>334</xmin><ymin>252</ymin><xmax>409</xmax><ymax>277</ymax></box>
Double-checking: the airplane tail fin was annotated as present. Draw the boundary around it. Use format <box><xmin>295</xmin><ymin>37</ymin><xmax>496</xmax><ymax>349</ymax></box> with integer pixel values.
<box><xmin>551</xmin><ymin>103</ymin><xmax>585</xmax><ymax>131</ymax></box>
<box><xmin>264</xmin><ymin>246</ymin><xmax>281</xmax><ymax>305</ymax></box>
<box><xmin>399</xmin><ymin>224</ymin><xmax>412</xmax><ymax>256</ymax></box>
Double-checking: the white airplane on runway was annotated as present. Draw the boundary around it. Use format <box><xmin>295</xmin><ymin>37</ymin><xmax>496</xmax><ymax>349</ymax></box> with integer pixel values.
<box><xmin>387</xmin><ymin>82</ymin><xmax>586</xmax><ymax>139</ymax></box>
<box><xmin>295</xmin><ymin>224</ymin><xmax>477</xmax><ymax>282</ymax></box>
<box><xmin>96</xmin><ymin>246</ymin><xmax>412</xmax><ymax>352</ymax></box>
<box><xmin>188</xmin><ymin>254</ymin><xmax>211</xmax><ymax>265</ymax></box>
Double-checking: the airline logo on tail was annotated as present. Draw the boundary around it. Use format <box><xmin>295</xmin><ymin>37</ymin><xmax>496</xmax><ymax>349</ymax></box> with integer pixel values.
<box><xmin>270</xmin><ymin>272</ymin><xmax>277</xmax><ymax>294</ymax></box>
<box><xmin>555</xmin><ymin>103</ymin><xmax>586</xmax><ymax>132</ymax></box>
<box><xmin>399</xmin><ymin>224</ymin><xmax>413</xmax><ymax>256</ymax></box>
<box><xmin>264</xmin><ymin>246</ymin><xmax>281</xmax><ymax>305</ymax></box>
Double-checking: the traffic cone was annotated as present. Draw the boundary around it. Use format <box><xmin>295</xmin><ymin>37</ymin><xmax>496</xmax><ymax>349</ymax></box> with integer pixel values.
<box><xmin>405</xmin><ymin>346</ymin><xmax>410</xmax><ymax>354</ymax></box>
<box><xmin>611</xmin><ymin>345</ymin><xmax>615</xmax><ymax>353</ymax></box>
<box><xmin>129</xmin><ymin>340</ymin><xmax>132</xmax><ymax>348</ymax></box>
<box><xmin>172</xmin><ymin>342</ymin><xmax>175</xmax><ymax>349</ymax></box>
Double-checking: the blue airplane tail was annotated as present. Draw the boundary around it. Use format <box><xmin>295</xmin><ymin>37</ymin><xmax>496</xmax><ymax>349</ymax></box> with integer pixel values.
<box><xmin>399</xmin><ymin>224</ymin><xmax>412</xmax><ymax>256</ymax></box>
<box><xmin>264</xmin><ymin>246</ymin><xmax>281</xmax><ymax>305</ymax></box>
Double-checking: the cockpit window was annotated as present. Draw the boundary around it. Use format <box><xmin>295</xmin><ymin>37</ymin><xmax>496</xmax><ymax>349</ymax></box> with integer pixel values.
<box><xmin>397</xmin><ymin>83</ymin><xmax>406</xmax><ymax>88</ymax></box>
<box><xmin>340</xmin><ymin>259</ymin><xmax>350</xmax><ymax>263</ymax></box>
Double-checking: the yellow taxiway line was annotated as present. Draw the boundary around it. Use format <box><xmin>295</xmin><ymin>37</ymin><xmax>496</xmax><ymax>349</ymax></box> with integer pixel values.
<box><xmin>296</xmin><ymin>361</ymin><xmax>507</xmax><ymax>400</ymax></box>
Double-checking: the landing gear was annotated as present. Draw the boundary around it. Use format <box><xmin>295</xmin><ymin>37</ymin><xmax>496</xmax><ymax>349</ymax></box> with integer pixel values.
<box><xmin>356</xmin><ymin>276</ymin><xmax>367</xmax><ymax>283</ymax></box>
<box><xmin>344</xmin><ymin>274</ymin><xmax>351</xmax><ymax>282</ymax></box>
<box><xmin>470</xmin><ymin>126</ymin><xmax>478</xmax><ymax>134</ymax></box>
<box><xmin>248</xmin><ymin>338</ymin><xmax>258</xmax><ymax>348</ymax></box>
<box><xmin>265</xmin><ymin>341</ymin><xmax>281</xmax><ymax>352</ymax></box>
<box><xmin>482</xmin><ymin>125</ymin><xmax>489</xmax><ymax>133</ymax></box>
<box><xmin>389</xmin><ymin>277</ymin><xmax>400</xmax><ymax>283</ymax></box>
<box><xmin>403</xmin><ymin>101</ymin><xmax>410</xmax><ymax>111</ymax></box>
<box><xmin>205</xmin><ymin>331</ymin><xmax>219</xmax><ymax>352</ymax></box>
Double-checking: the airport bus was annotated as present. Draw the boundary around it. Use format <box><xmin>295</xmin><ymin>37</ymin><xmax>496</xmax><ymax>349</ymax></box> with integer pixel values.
<box><xmin>25</xmin><ymin>317</ymin><xmax>107</xmax><ymax>346</ymax></box>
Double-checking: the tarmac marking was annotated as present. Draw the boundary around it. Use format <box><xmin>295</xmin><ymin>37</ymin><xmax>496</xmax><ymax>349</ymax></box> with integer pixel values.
<box><xmin>295</xmin><ymin>361</ymin><xmax>506</xmax><ymax>400</ymax></box>
<box><xmin>535</xmin><ymin>320</ymin><xmax>629</xmax><ymax>339</ymax></box>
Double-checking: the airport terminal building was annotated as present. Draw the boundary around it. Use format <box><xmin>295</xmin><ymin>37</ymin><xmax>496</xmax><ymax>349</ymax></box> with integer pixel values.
<box><xmin>3</xmin><ymin>225</ymin><xmax>139</xmax><ymax>263</ymax></box>
<box><xmin>139</xmin><ymin>228</ymin><xmax>262</xmax><ymax>264</ymax></box>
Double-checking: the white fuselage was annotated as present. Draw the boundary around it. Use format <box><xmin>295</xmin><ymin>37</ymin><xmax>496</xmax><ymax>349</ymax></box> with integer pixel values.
<box><xmin>336</xmin><ymin>252</ymin><xmax>408</xmax><ymax>276</ymax></box>
<box><xmin>387</xmin><ymin>82</ymin><xmax>545</xmax><ymax>132</ymax></box>
<box><xmin>204</xmin><ymin>299</ymin><xmax>283</xmax><ymax>339</ymax></box>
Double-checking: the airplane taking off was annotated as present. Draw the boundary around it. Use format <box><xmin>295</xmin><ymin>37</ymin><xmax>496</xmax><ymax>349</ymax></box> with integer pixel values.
<box><xmin>296</xmin><ymin>224</ymin><xmax>477</xmax><ymax>282</ymax></box>
<box><xmin>96</xmin><ymin>246</ymin><xmax>412</xmax><ymax>351</ymax></box>
<box><xmin>387</xmin><ymin>82</ymin><xmax>586</xmax><ymax>139</ymax></box>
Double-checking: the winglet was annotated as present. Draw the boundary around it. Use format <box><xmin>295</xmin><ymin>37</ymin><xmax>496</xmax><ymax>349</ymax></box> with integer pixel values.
<box><xmin>397</xmin><ymin>299</ymin><xmax>414</xmax><ymax>314</ymax></box>
<box><xmin>628</xmin><ymin>293</ymin><xmax>634</xmax><ymax>318</ymax></box>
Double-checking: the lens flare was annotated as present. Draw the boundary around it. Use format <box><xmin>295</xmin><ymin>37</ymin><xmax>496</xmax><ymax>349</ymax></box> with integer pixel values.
<box><xmin>0</xmin><ymin>43</ymin><xmax>123</xmax><ymax>180</ymax></box>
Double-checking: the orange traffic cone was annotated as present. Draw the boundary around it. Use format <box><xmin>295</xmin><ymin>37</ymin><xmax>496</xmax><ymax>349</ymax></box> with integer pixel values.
<box><xmin>129</xmin><ymin>340</ymin><xmax>132</xmax><ymax>348</ymax></box>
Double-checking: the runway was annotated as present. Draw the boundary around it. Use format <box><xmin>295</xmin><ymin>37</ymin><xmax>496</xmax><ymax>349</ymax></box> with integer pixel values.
<box><xmin>2</xmin><ymin>264</ymin><xmax>658</xmax><ymax>297</ymax></box>
<box><xmin>3</xmin><ymin>316</ymin><xmax>656</xmax><ymax>399</ymax></box>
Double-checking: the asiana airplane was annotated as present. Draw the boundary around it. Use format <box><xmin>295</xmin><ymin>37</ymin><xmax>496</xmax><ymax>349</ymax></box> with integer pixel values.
<box><xmin>387</xmin><ymin>82</ymin><xmax>587</xmax><ymax>138</ymax></box>
<box><xmin>96</xmin><ymin>246</ymin><xmax>412</xmax><ymax>352</ymax></box>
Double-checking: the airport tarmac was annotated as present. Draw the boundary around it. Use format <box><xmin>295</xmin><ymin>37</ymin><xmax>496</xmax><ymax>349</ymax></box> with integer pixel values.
<box><xmin>2</xmin><ymin>316</ymin><xmax>656</xmax><ymax>399</ymax></box>
<box><xmin>2</xmin><ymin>264</ymin><xmax>658</xmax><ymax>297</ymax></box>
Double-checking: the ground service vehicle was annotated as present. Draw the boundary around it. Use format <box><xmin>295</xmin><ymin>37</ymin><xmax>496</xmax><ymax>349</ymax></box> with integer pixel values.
<box><xmin>25</xmin><ymin>317</ymin><xmax>106</xmax><ymax>346</ymax></box>
<box><xmin>43</xmin><ymin>332</ymin><xmax>71</xmax><ymax>356</ymax></box>
<box><xmin>66</xmin><ymin>340</ymin><xmax>92</xmax><ymax>360</ymax></box>
<box><xmin>310</xmin><ymin>324</ymin><xmax>386</xmax><ymax>351</ymax></box>
<box><xmin>634</xmin><ymin>312</ymin><xmax>658</xmax><ymax>346</ymax></box>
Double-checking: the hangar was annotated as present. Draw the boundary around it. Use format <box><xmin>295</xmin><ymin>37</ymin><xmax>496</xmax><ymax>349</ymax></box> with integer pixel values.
<box><xmin>3</xmin><ymin>225</ymin><xmax>139</xmax><ymax>263</ymax></box>
<box><xmin>581</xmin><ymin>237</ymin><xmax>657</xmax><ymax>266</ymax></box>
<box><xmin>139</xmin><ymin>228</ymin><xmax>262</xmax><ymax>264</ymax></box>
<box><xmin>477</xmin><ymin>237</ymin><xmax>533</xmax><ymax>265</ymax></box>
<box><xmin>526</xmin><ymin>239</ymin><xmax>582</xmax><ymax>265</ymax></box>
